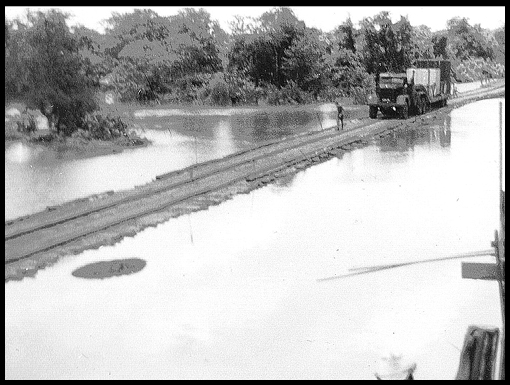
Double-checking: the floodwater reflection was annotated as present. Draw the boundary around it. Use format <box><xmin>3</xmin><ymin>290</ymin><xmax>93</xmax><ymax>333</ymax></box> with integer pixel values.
<box><xmin>5</xmin><ymin>106</ymin><xmax>331</xmax><ymax>221</ymax></box>
<box><xmin>5</xmin><ymin>99</ymin><xmax>504</xmax><ymax>380</ymax></box>
<box><xmin>378</xmin><ymin>121</ymin><xmax>451</xmax><ymax>154</ymax></box>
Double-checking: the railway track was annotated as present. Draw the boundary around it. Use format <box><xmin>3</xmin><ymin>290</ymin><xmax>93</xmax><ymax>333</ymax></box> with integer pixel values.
<box><xmin>5</xmin><ymin>117</ymin><xmax>402</xmax><ymax>265</ymax></box>
<box><xmin>5</xmin><ymin>117</ymin><xmax>369</xmax><ymax>239</ymax></box>
<box><xmin>5</xmin><ymin>82</ymin><xmax>504</xmax><ymax>267</ymax></box>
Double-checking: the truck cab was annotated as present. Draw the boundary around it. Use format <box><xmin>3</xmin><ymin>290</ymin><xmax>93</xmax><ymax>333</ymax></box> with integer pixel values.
<box><xmin>368</xmin><ymin>72</ymin><xmax>416</xmax><ymax>119</ymax></box>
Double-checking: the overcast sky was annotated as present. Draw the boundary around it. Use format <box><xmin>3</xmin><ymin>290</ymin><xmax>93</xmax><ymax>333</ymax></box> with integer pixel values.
<box><xmin>4</xmin><ymin>6</ymin><xmax>505</xmax><ymax>34</ymax></box>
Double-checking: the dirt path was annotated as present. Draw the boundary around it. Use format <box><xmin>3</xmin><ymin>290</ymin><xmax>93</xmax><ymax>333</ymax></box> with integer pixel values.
<box><xmin>5</xmin><ymin>81</ymin><xmax>505</xmax><ymax>282</ymax></box>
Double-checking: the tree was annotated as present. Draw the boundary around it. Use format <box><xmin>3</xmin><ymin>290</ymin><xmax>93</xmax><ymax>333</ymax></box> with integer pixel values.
<box><xmin>258</xmin><ymin>7</ymin><xmax>305</xmax><ymax>88</ymax></box>
<box><xmin>432</xmin><ymin>34</ymin><xmax>448</xmax><ymax>59</ymax></box>
<box><xmin>8</xmin><ymin>10</ymin><xmax>98</xmax><ymax>135</ymax></box>
<box><xmin>101</xmin><ymin>8</ymin><xmax>226</xmax><ymax>103</ymax></box>
<box><xmin>282</xmin><ymin>28</ymin><xmax>327</xmax><ymax>97</ymax></box>
<box><xmin>103</xmin><ymin>9</ymin><xmax>173</xmax><ymax>101</ymax></box>
<box><xmin>410</xmin><ymin>25</ymin><xmax>434</xmax><ymax>60</ymax></box>
<box><xmin>324</xmin><ymin>44</ymin><xmax>373</xmax><ymax>102</ymax></box>
<box><xmin>5</xmin><ymin>18</ymin><xmax>21</xmax><ymax>102</ymax></box>
<box><xmin>446</xmin><ymin>17</ymin><xmax>494</xmax><ymax>60</ymax></box>
<box><xmin>334</xmin><ymin>18</ymin><xmax>357</xmax><ymax>53</ymax></box>
<box><xmin>493</xmin><ymin>24</ymin><xmax>505</xmax><ymax>65</ymax></box>
<box><xmin>360</xmin><ymin>12</ymin><xmax>414</xmax><ymax>74</ymax></box>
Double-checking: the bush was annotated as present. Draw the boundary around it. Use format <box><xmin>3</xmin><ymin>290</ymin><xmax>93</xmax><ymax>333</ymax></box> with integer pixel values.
<box><xmin>15</xmin><ymin>111</ymin><xmax>38</xmax><ymax>134</ymax></box>
<box><xmin>207</xmin><ymin>74</ymin><xmax>231</xmax><ymax>106</ymax></box>
<box><xmin>82</xmin><ymin>114</ymin><xmax>129</xmax><ymax>141</ymax></box>
<box><xmin>350</xmin><ymin>86</ymin><xmax>369</xmax><ymax>105</ymax></box>
<box><xmin>243</xmin><ymin>86</ymin><xmax>263</xmax><ymax>105</ymax></box>
<box><xmin>263</xmin><ymin>81</ymin><xmax>317</xmax><ymax>106</ymax></box>
<box><xmin>318</xmin><ymin>86</ymin><xmax>345</xmax><ymax>103</ymax></box>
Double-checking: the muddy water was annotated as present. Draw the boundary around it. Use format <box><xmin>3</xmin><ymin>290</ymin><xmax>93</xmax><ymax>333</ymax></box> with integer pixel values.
<box><xmin>5</xmin><ymin>106</ymin><xmax>337</xmax><ymax>221</ymax></box>
<box><xmin>5</xmin><ymin>99</ymin><xmax>504</xmax><ymax>380</ymax></box>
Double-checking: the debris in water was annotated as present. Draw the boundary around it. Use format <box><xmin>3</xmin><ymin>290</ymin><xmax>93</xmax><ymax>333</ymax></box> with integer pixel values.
<box><xmin>72</xmin><ymin>258</ymin><xmax>146</xmax><ymax>279</ymax></box>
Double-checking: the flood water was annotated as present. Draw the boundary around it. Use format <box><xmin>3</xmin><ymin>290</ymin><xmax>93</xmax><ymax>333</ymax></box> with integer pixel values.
<box><xmin>5</xmin><ymin>105</ymin><xmax>337</xmax><ymax>221</ymax></box>
<box><xmin>5</xmin><ymin>98</ymin><xmax>505</xmax><ymax>380</ymax></box>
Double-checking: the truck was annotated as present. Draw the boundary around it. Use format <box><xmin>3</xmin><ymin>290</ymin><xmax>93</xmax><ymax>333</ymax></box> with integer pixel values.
<box><xmin>368</xmin><ymin>59</ymin><xmax>451</xmax><ymax>119</ymax></box>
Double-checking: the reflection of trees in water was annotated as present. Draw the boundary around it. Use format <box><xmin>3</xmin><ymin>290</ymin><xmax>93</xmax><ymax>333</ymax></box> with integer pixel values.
<box><xmin>181</xmin><ymin>116</ymin><xmax>210</xmax><ymax>138</ymax></box>
<box><xmin>377</xmin><ymin>115</ymin><xmax>452</xmax><ymax>153</ymax></box>
<box><xmin>251</xmin><ymin>112</ymin><xmax>272</xmax><ymax>141</ymax></box>
<box><xmin>377</xmin><ymin>128</ymin><xmax>430</xmax><ymax>153</ymax></box>
<box><xmin>249</xmin><ymin>110</ymin><xmax>317</xmax><ymax>142</ymax></box>
<box><xmin>146</xmin><ymin>108</ymin><xmax>329</xmax><ymax>144</ymax></box>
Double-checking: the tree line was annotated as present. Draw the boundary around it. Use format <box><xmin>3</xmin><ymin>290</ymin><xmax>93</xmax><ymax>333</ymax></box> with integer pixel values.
<box><xmin>5</xmin><ymin>7</ymin><xmax>505</xmax><ymax>136</ymax></box>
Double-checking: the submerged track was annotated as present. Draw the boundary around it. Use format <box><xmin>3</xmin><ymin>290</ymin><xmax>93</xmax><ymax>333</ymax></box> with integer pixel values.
<box><xmin>5</xmin><ymin>82</ymin><xmax>505</xmax><ymax>269</ymax></box>
<box><xmin>5</xmin><ymin>118</ymin><xmax>401</xmax><ymax>265</ymax></box>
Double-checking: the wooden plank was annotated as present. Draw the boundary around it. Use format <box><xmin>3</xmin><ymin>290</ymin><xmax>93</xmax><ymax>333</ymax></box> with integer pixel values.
<box><xmin>461</xmin><ymin>262</ymin><xmax>502</xmax><ymax>280</ymax></box>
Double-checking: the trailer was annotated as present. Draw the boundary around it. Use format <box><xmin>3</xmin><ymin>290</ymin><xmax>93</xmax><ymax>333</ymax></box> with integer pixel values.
<box><xmin>409</xmin><ymin>59</ymin><xmax>451</xmax><ymax>108</ymax></box>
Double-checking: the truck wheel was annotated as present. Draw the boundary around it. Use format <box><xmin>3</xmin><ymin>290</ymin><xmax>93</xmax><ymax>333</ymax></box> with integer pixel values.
<box><xmin>369</xmin><ymin>106</ymin><xmax>378</xmax><ymax>119</ymax></box>
<box><xmin>399</xmin><ymin>105</ymin><xmax>409</xmax><ymax>119</ymax></box>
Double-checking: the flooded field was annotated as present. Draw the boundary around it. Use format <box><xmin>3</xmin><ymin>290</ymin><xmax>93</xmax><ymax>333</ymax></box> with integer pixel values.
<box><xmin>5</xmin><ymin>105</ymin><xmax>338</xmax><ymax>221</ymax></box>
<box><xmin>5</xmin><ymin>98</ymin><xmax>504</xmax><ymax>380</ymax></box>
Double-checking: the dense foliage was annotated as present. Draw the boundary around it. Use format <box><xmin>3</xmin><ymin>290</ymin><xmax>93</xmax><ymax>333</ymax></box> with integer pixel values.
<box><xmin>5</xmin><ymin>7</ymin><xmax>505</xmax><ymax>135</ymax></box>
<box><xmin>5</xmin><ymin>10</ymin><xmax>99</xmax><ymax>135</ymax></box>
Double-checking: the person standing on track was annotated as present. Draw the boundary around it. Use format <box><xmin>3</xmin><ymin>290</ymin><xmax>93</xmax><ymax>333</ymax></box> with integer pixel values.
<box><xmin>335</xmin><ymin>101</ymin><xmax>344</xmax><ymax>131</ymax></box>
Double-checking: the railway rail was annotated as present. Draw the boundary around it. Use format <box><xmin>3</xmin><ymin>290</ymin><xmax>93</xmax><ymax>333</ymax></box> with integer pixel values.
<box><xmin>5</xmin><ymin>118</ymin><xmax>402</xmax><ymax>265</ymax></box>
<box><xmin>4</xmin><ymin>81</ymin><xmax>505</xmax><ymax>268</ymax></box>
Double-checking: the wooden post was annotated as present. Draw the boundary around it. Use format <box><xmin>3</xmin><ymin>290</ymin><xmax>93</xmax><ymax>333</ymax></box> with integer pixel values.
<box><xmin>316</xmin><ymin>112</ymin><xmax>323</xmax><ymax>131</ymax></box>
<box><xmin>499</xmin><ymin>102</ymin><xmax>503</xmax><ymax>199</ymax></box>
<box><xmin>498</xmin><ymin>101</ymin><xmax>505</xmax><ymax>381</ymax></box>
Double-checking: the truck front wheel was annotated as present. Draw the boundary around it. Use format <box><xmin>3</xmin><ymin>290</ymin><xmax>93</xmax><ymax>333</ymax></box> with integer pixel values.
<box><xmin>369</xmin><ymin>106</ymin><xmax>378</xmax><ymax>119</ymax></box>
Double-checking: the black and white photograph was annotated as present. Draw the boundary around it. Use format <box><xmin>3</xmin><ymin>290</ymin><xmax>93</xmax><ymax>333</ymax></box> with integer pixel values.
<box><xmin>4</xmin><ymin>5</ymin><xmax>505</xmax><ymax>380</ymax></box>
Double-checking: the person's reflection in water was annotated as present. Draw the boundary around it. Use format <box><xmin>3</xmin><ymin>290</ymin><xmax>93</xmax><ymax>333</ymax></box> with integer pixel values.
<box><xmin>440</xmin><ymin>114</ymin><xmax>452</xmax><ymax>148</ymax></box>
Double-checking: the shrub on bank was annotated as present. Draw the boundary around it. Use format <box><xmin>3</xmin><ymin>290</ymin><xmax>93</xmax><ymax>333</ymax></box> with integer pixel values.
<box><xmin>22</xmin><ymin>112</ymin><xmax>146</xmax><ymax>147</ymax></box>
<box><xmin>16</xmin><ymin>112</ymin><xmax>37</xmax><ymax>134</ymax></box>
<box><xmin>263</xmin><ymin>81</ymin><xmax>316</xmax><ymax>106</ymax></box>
<box><xmin>82</xmin><ymin>114</ymin><xmax>129</xmax><ymax>140</ymax></box>
<box><xmin>208</xmin><ymin>75</ymin><xmax>231</xmax><ymax>106</ymax></box>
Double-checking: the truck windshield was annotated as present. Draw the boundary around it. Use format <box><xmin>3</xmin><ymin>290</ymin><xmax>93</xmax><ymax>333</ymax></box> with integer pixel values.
<box><xmin>379</xmin><ymin>78</ymin><xmax>404</xmax><ymax>88</ymax></box>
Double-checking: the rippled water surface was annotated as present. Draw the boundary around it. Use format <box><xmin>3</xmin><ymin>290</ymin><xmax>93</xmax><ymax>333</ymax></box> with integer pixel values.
<box><xmin>5</xmin><ymin>99</ymin><xmax>504</xmax><ymax>380</ymax></box>
<box><xmin>5</xmin><ymin>105</ymin><xmax>337</xmax><ymax>220</ymax></box>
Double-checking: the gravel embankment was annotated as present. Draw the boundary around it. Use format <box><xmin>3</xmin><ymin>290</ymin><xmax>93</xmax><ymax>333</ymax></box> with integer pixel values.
<box><xmin>5</xmin><ymin>80</ymin><xmax>505</xmax><ymax>282</ymax></box>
